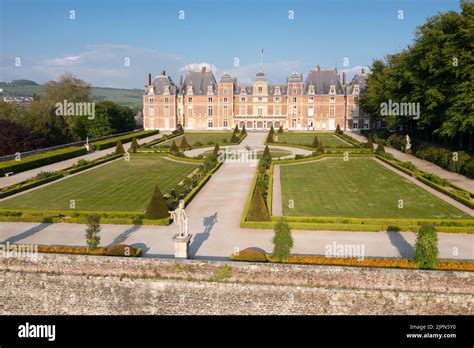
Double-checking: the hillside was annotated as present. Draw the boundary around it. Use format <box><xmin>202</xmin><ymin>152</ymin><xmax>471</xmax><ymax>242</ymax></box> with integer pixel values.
<box><xmin>1</xmin><ymin>84</ymin><xmax>143</xmax><ymax>110</ymax></box>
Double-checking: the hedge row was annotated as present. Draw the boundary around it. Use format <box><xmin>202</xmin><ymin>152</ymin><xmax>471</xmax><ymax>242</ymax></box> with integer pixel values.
<box><xmin>142</xmin><ymin>132</ymin><xmax>182</xmax><ymax>147</ymax></box>
<box><xmin>240</xmin><ymin>168</ymin><xmax>260</xmax><ymax>227</ymax></box>
<box><xmin>0</xmin><ymin>244</ymin><xmax>142</xmax><ymax>257</ymax></box>
<box><xmin>0</xmin><ymin>173</ymin><xmax>65</xmax><ymax>199</ymax></box>
<box><xmin>0</xmin><ymin>147</ymin><xmax>87</xmax><ymax>177</ymax></box>
<box><xmin>92</xmin><ymin>130</ymin><xmax>159</xmax><ymax>150</ymax></box>
<box><xmin>416</xmin><ymin>175</ymin><xmax>474</xmax><ymax>209</ymax></box>
<box><xmin>65</xmin><ymin>154</ymin><xmax>123</xmax><ymax>175</ymax></box>
<box><xmin>376</xmin><ymin>154</ymin><xmax>474</xmax><ymax>208</ymax></box>
<box><xmin>334</xmin><ymin>132</ymin><xmax>363</xmax><ymax>147</ymax></box>
<box><xmin>0</xmin><ymin>209</ymin><xmax>170</xmax><ymax>225</ymax></box>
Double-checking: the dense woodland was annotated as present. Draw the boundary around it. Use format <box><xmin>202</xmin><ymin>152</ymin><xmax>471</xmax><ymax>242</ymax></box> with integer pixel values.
<box><xmin>361</xmin><ymin>1</ymin><xmax>473</xmax><ymax>152</ymax></box>
<box><xmin>0</xmin><ymin>73</ymin><xmax>136</xmax><ymax>156</ymax></box>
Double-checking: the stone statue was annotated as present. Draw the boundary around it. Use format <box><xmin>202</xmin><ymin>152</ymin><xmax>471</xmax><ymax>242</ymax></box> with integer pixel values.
<box><xmin>84</xmin><ymin>136</ymin><xmax>90</xmax><ymax>152</ymax></box>
<box><xmin>170</xmin><ymin>200</ymin><xmax>189</xmax><ymax>237</ymax></box>
<box><xmin>405</xmin><ymin>135</ymin><xmax>412</xmax><ymax>153</ymax></box>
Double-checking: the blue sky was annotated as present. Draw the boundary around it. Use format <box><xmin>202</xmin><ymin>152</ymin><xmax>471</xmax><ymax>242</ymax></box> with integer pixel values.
<box><xmin>0</xmin><ymin>0</ymin><xmax>463</xmax><ymax>88</ymax></box>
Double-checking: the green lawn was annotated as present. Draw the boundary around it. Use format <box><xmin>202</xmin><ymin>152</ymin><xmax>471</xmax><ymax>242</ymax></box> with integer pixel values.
<box><xmin>0</xmin><ymin>157</ymin><xmax>199</xmax><ymax>212</ymax></box>
<box><xmin>279</xmin><ymin>158</ymin><xmax>470</xmax><ymax>219</ymax></box>
<box><xmin>156</xmin><ymin>132</ymin><xmax>236</xmax><ymax>147</ymax></box>
<box><xmin>275</xmin><ymin>132</ymin><xmax>351</xmax><ymax>148</ymax></box>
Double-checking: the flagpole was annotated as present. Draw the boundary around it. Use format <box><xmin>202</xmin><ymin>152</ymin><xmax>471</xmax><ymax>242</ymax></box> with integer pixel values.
<box><xmin>260</xmin><ymin>49</ymin><xmax>263</xmax><ymax>69</ymax></box>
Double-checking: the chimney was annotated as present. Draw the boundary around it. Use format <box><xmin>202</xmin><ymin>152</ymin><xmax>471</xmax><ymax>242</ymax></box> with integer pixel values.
<box><xmin>317</xmin><ymin>65</ymin><xmax>320</xmax><ymax>72</ymax></box>
<box><xmin>361</xmin><ymin>68</ymin><xmax>366</xmax><ymax>74</ymax></box>
<box><xmin>180</xmin><ymin>75</ymin><xmax>183</xmax><ymax>85</ymax></box>
<box><xmin>148</xmin><ymin>73</ymin><xmax>151</xmax><ymax>85</ymax></box>
<box><xmin>201</xmin><ymin>66</ymin><xmax>206</xmax><ymax>73</ymax></box>
<box><xmin>342</xmin><ymin>72</ymin><xmax>347</xmax><ymax>85</ymax></box>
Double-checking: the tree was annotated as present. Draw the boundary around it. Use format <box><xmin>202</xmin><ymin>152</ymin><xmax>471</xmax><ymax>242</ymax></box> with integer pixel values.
<box><xmin>179</xmin><ymin>136</ymin><xmax>191</xmax><ymax>151</ymax></box>
<box><xmin>365</xmin><ymin>138</ymin><xmax>374</xmax><ymax>149</ymax></box>
<box><xmin>316</xmin><ymin>141</ymin><xmax>325</xmax><ymax>155</ymax></box>
<box><xmin>269</xmin><ymin>125</ymin><xmax>275</xmax><ymax>135</ymax></box>
<box><xmin>375</xmin><ymin>141</ymin><xmax>385</xmax><ymax>155</ymax></box>
<box><xmin>266</xmin><ymin>129</ymin><xmax>274</xmax><ymax>143</ymax></box>
<box><xmin>230</xmin><ymin>132</ymin><xmax>239</xmax><ymax>143</ymax></box>
<box><xmin>262</xmin><ymin>145</ymin><xmax>271</xmax><ymax>160</ymax></box>
<box><xmin>241</xmin><ymin>125</ymin><xmax>247</xmax><ymax>135</ymax></box>
<box><xmin>414</xmin><ymin>224</ymin><xmax>439</xmax><ymax>269</ymax></box>
<box><xmin>169</xmin><ymin>140</ymin><xmax>180</xmax><ymax>155</ymax></box>
<box><xmin>85</xmin><ymin>214</ymin><xmax>101</xmax><ymax>251</ymax></box>
<box><xmin>211</xmin><ymin>143</ymin><xmax>220</xmax><ymax>160</ymax></box>
<box><xmin>144</xmin><ymin>186</ymin><xmax>170</xmax><ymax>220</ymax></box>
<box><xmin>115</xmin><ymin>139</ymin><xmax>125</xmax><ymax>154</ymax></box>
<box><xmin>312</xmin><ymin>135</ymin><xmax>319</xmax><ymax>148</ymax></box>
<box><xmin>335</xmin><ymin>124</ymin><xmax>343</xmax><ymax>135</ymax></box>
<box><xmin>246</xmin><ymin>187</ymin><xmax>271</xmax><ymax>222</ymax></box>
<box><xmin>0</xmin><ymin>119</ymin><xmax>41</xmax><ymax>156</ymax></box>
<box><xmin>234</xmin><ymin>124</ymin><xmax>239</xmax><ymax>133</ymax></box>
<box><xmin>278</xmin><ymin>125</ymin><xmax>284</xmax><ymax>133</ymax></box>
<box><xmin>130</xmin><ymin>137</ymin><xmax>139</xmax><ymax>153</ymax></box>
<box><xmin>271</xmin><ymin>218</ymin><xmax>293</xmax><ymax>261</ymax></box>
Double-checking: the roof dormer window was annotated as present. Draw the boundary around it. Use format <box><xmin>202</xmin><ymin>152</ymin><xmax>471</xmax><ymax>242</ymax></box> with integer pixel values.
<box><xmin>163</xmin><ymin>85</ymin><xmax>170</xmax><ymax>95</ymax></box>
<box><xmin>329</xmin><ymin>85</ymin><xmax>336</xmax><ymax>94</ymax></box>
<box><xmin>308</xmin><ymin>85</ymin><xmax>315</xmax><ymax>95</ymax></box>
<box><xmin>187</xmin><ymin>86</ymin><xmax>193</xmax><ymax>95</ymax></box>
<box><xmin>354</xmin><ymin>85</ymin><xmax>360</xmax><ymax>94</ymax></box>
<box><xmin>207</xmin><ymin>85</ymin><xmax>214</xmax><ymax>95</ymax></box>
<box><xmin>275</xmin><ymin>86</ymin><xmax>280</xmax><ymax>95</ymax></box>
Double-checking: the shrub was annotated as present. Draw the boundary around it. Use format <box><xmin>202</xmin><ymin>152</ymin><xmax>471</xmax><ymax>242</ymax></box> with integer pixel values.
<box><xmin>85</xmin><ymin>214</ymin><xmax>101</xmax><ymax>251</ymax></box>
<box><xmin>422</xmin><ymin>173</ymin><xmax>449</xmax><ymax>186</ymax></box>
<box><xmin>234</xmin><ymin>124</ymin><xmax>239</xmax><ymax>133</ymax></box>
<box><xmin>312</xmin><ymin>135</ymin><xmax>319</xmax><ymax>148</ymax></box>
<box><xmin>211</xmin><ymin>143</ymin><xmax>220</xmax><ymax>160</ymax></box>
<box><xmin>414</xmin><ymin>224</ymin><xmax>439</xmax><ymax>269</ymax></box>
<box><xmin>386</xmin><ymin>134</ymin><xmax>406</xmax><ymax>151</ymax></box>
<box><xmin>230</xmin><ymin>247</ymin><xmax>267</xmax><ymax>262</ymax></box>
<box><xmin>266</xmin><ymin>130</ymin><xmax>274</xmax><ymax>143</ymax></box>
<box><xmin>241</xmin><ymin>125</ymin><xmax>247</xmax><ymax>136</ymax></box>
<box><xmin>335</xmin><ymin>124</ymin><xmax>343</xmax><ymax>135</ymax></box>
<box><xmin>365</xmin><ymin>138</ymin><xmax>374</xmax><ymax>149</ymax></box>
<box><xmin>169</xmin><ymin>141</ymin><xmax>180</xmax><ymax>155</ymax></box>
<box><xmin>316</xmin><ymin>141</ymin><xmax>325</xmax><ymax>155</ymax></box>
<box><xmin>115</xmin><ymin>139</ymin><xmax>125</xmax><ymax>155</ymax></box>
<box><xmin>130</xmin><ymin>137</ymin><xmax>139</xmax><ymax>153</ymax></box>
<box><xmin>262</xmin><ymin>145</ymin><xmax>271</xmax><ymax>160</ymax></box>
<box><xmin>144</xmin><ymin>185</ymin><xmax>170</xmax><ymax>219</ymax></box>
<box><xmin>246</xmin><ymin>187</ymin><xmax>271</xmax><ymax>222</ymax></box>
<box><xmin>400</xmin><ymin>161</ymin><xmax>416</xmax><ymax>172</ymax></box>
<box><xmin>375</xmin><ymin>141</ymin><xmax>385</xmax><ymax>155</ymax></box>
<box><xmin>92</xmin><ymin>130</ymin><xmax>159</xmax><ymax>150</ymax></box>
<box><xmin>179</xmin><ymin>136</ymin><xmax>191</xmax><ymax>151</ymax></box>
<box><xmin>271</xmin><ymin>218</ymin><xmax>293</xmax><ymax>261</ymax></box>
<box><xmin>172</xmin><ymin>124</ymin><xmax>184</xmax><ymax>135</ymax></box>
<box><xmin>278</xmin><ymin>125</ymin><xmax>283</xmax><ymax>133</ymax></box>
<box><xmin>230</xmin><ymin>133</ymin><xmax>239</xmax><ymax>143</ymax></box>
<box><xmin>106</xmin><ymin>244</ymin><xmax>139</xmax><ymax>257</ymax></box>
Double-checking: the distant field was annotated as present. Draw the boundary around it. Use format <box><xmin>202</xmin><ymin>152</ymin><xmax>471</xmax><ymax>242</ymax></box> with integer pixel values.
<box><xmin>2</xmin><ymin>85</ymin><xmax>143</xmax><ymax>109</ymax></box>
<box><xmin>275</xmin><ymin>132</ymin><xmax>350</xmax><ymax>148</ymax></box>
<box><xmin>0</xmin><ymin>157</ymin><xmax>198</xmax><ymax>212</ymax></box>
<box><xmin>279</xmin><ymin>157</ymin><xmax>470</xmax><ymax>219</ymax></box>
<box><xmin>156</xmin><ymin>132</ymin><xmax>236</xmax><ymax>147</ymax></box>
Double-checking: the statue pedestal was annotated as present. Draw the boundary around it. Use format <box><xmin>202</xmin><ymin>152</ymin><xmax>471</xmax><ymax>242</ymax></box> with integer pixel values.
<box><xmin>172</xmin><ymin>234</ymin><xmax>192</xmax><ymax>259</ymax></box>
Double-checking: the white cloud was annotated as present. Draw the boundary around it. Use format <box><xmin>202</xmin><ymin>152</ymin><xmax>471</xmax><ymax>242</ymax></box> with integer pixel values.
<box><xmin>178</xmin><ymin>62</ymin><xmax>218</xmax><ymax>75</ymax></box>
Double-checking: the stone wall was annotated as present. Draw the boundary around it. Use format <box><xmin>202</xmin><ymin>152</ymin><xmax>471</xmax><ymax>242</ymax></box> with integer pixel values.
<box><xmin>0</xmin><ymin>254</ymin><xmax>472</xmax><ymax>315</ymax></box>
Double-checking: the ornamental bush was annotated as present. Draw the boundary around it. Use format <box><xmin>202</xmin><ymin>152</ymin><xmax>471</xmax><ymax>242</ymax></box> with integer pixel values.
<box><xmin>130</xmin><ymin>137</ymin><xmax>139</xmax><ymax>153</ymax></box>
<box><xmin>365</xmin><ymin>138</ymin><xmax>374</xmax><ymax>149</ymax></box>
<box><xmin>316</xmin><ymin>141</ymin><xmax>325</xmax><ymax>155</ymax></box>
<box><xmin>414</xmin><ymin>224</ymin><xmax>439</xmax><ymax>269</ymax></box>
<box><xmin>278</xmin><ymin>125</ymin><xmax>284</xmax><ymax>133</ymax></box>
<box><xmin>106</xmin><ymin>244</ymin><xmax>140</xmax><ymax>257</ymax></box>
<box><xmin>179</xmin><ymin>136</ymin><xmax>191</xmax><ymax>151</ymax></box>
<box><xmin>115</xmin><ymin>139</ymin><xmax>125</xmax><ymax>155</ymax></box>
<box><xmin>312</xmin><ymin>135</ymin><xmax>319</xmax><ymax>148</ymax></box>
<box><xmin>144</xmin><ymin>185</ymin><xmax>170</xmax><ymax>220</ymax></box>
<box><xmin>230</xmin><ymin>247</ymin><xmax>267</xmax><ymax>262</ymax></box>
<box><xmin>246</xmin><ymin>187</ymin><xmax>271</xmax><ymax>222</ymax></box>
<box><xmin>169</xmin><ymin>141</ymin><xmax>180</xmax><ymax>155</ymax></box>
<box><xmin>271</xmin><ymin>218</ymin><xmax>293</xmax><ymax>261</ymax></box>
<box><xmin>335</xmin><ymin>124</ymin><xmax>343</xmax><ymax>135</ymax></box>
<box><xmin>375</xmin><ymin>141</ymin><xmax>385</xmax><ymax>155</ymax></box>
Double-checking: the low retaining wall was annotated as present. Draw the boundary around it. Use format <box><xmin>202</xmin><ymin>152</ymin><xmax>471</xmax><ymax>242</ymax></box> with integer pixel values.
<box><xmin>0</xmin><ymin>254</ymin><xmax>472</xmax><ymax>315</ymax></box>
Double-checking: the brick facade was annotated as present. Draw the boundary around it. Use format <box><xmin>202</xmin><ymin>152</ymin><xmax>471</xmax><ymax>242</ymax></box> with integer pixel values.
<box><xmin>143</xmin><ymin>66</ymin><xmax>370</xmax><ymax>132</ymax></box>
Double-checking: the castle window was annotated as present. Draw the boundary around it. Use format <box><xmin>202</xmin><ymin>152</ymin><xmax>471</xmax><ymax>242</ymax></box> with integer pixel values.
<box><xmin>224</xmin><ymin>89</ymin><xmax>228</xmax><ymax>95</ymax></box>
<box><xmin>149</xmin><ymin>97</ymin><xmax>154</xmax><ymax>103</ymax></box>
<box><xmin>329</xmin><ymin>105</ymin><xmax>335</xmax><ymax>117</ymax></box>
<box><xmin>329</xmin><ymin>85</ymin><xmax>336</xmax><ymax>94</ymax></box>
<box><xmin>354</xmin><ymin>85</ymin><xmax>360</xmax><ymax>94</ymax></box>
<box><xmin>240</xmin><ymin>106</ymin><xmax>246</xmax><ymax>115</ymax></box>
<box><xmin>223</xmin><ymin>97</ymin><xmax>228</xmax><ymax>103</ymax></box>
<box><xmin>292</xmin><ymin>97</ymin><xmax>297</xmax><ymax>103</ymax></box>
<box><xmin>258</xmin><ymin>86</ymin><xmax>263</xmax><ymax>94</ymax></box>
<box><xmin>208</xmin><ymin>97</ymin><xmax>213</xmax><ymax>103</ymax></box>
<box><xmin>208</xmin><ymin>106</ymin><xmax>213</xmax><ymax>116</ymax></box>
<box><xmin>275</xmin><ymin>105</ymin><xmax>280</xmax><ymax>115</ymax></box>
<box><xmin>275</xmin><ymin>86</ymin><xmax>280</xmax><ymax>95</ymax></box>
<box><xmin>309</xmin><ymin>86</ymin><xmax>314</xmax><ymax>94</ymax></box>
<box><xmin>275</xmin><ymin>97</ymin><xmax>280</xmax><ymax>102</ymax></box>
<box><xmin>164</xmin><ymin>85</ymin><xmax>170</xmax><ymax>94</ymax></box>
<box><xmin>187</xmin><ymin>86</ymin><xmax>193</xmax><ymax>95</ymax></box>
<box><xmin>241</xmin><ymin>97</ymin><xmax>246</xmax><ymax>102</ymax></box>
<box><xmin>293</xmin><ymin>89</ymin><xmax>296</xmax><ymax>94</ymax></box>
<box><xmin>165</xmin><ymin>97</ymin><xmax>169</xmax><ymax>103</ymax></box>
<box><xmin>208</xmin><ymin>119</ymin><xmax>213</xmax><ymax>128</ymax></box>
<box><xmin>224</xmin><ymin>105</ymin><xmax>228</xmax><ymax>116</ymax></box>
<box><xmin>164</xmin><ymin>105</ymin><xmax>169</xmax><ymax>117</ymax></box>
<box><xmin>223</xmin><ymin>118</ymin><xmax>228</xmax><ymax>128</ymax></box>
<box><xmin>258</xmin><ymin>97</ymin><xmax>262</xmax><ymax>102</ymax></box>
<box><xmin>330</xmin><ymin>96</ymin><xmax>335</xmax><ymax>103</ymax></box>
<box><xmin>188</xmin><ymin>97</ymin><xmax>193</xmax><ymax>103</ymax></box>
<box><xmin>258</xmin><ymin>107</ymin><xmax>263</xmax><ymax>116</ymax></box>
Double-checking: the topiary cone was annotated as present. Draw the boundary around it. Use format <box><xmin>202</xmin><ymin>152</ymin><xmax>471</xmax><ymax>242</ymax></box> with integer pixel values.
<box><xmin>144</xmin><ymin>185</ymin><xmax>170</xmax><ymax>220</ymax></box>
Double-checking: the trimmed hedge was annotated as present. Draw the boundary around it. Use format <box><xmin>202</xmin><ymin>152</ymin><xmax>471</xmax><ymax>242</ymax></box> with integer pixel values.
<box><xmin>0</xmin><ymin>173</ymin><xmax>65</xmax><ymax>199</ymax></box>
<box><xmin>106</xmin><ymin>244</ymin><xmax>142</xmax><ymax>257</ymax></box>
<box><xmin>334</xmin><ymin>132</ymin><xmax>363</xmax><ymax>147</ymax></box>
<box><xmin>0</xmin><ymin>147</ymin><xmax>87</xmax><ymax>177</ymax></box>
<box><xmin>65</xmin><ymin>154</ymin><xmax>123</xmax><ymax>175</ymax></box>
<box><xmin>230</xmin><ymin>248</ymin><xmax>267</xmax><ymax>262</ymax></box>
<box><xmin>416</xmin><ymin>175</ymin><xmax>474</xmax><ymax>209</ymax></box>
<box><xmin>92</xmin><ymin>130</ymin><xmax>159</xmax><ymax>150</ymax></box>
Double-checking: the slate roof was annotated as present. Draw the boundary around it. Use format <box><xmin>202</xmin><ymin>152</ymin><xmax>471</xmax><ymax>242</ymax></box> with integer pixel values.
<box><xmin>151</xmin><ymin>75</ymin><xmax>177</xmax><ymax>95</ymax></box>
<box><xmin>347</xmin><ymin>73</ymin><xmax>368</xmax><ymax>94</ymax></box>
<box><xmin>179</xmin><ymin>70</ymin><xmax>218</xmax><ymax>95</ymax></box>
<box><xmin>303</xmin><ymin>68</ymin><xmax>344</xmax><ymax>94</ymax></box>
